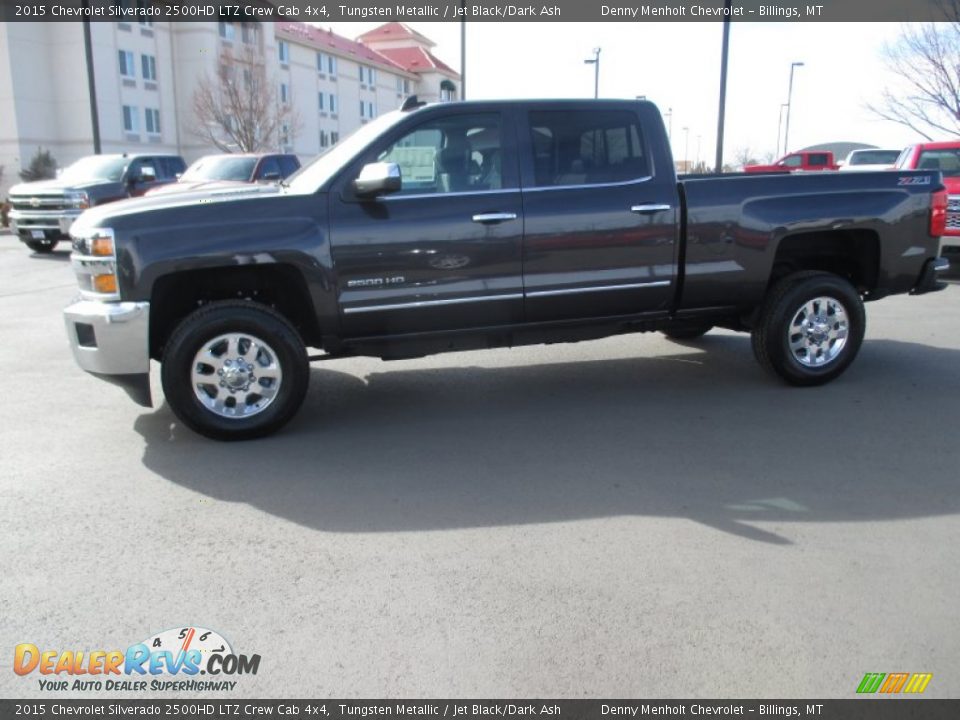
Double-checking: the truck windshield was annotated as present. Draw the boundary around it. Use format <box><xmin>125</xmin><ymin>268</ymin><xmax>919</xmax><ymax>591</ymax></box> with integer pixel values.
<box><xmin>59</xmin><ymin>156</ymin><xmax>128</xmax><ymax>183</ymax></box>
<box><xmin>285</xmin><ymin>111</ymin><xmax>407</xmax><ymax>193</ymax></box>
<box><xmin>181</xmin><ymin>156</ymin><xmax>258</xmax><ymax>182</ymax></box>
<box><xmin>916</xmin><ymin>149</ymin><xmax>960</xmax><ymax>177</ymax></box>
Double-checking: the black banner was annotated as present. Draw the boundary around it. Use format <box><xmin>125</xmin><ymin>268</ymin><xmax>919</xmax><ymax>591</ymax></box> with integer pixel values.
<box><xmin>0</xmin><ymin>0</ymin><xmax>953</xmax><ymax>23</ymax></box>
<box><xmin>1</xmin><ymin>700</ymin><xmax>959</xmax><ymax>720</ymax></box>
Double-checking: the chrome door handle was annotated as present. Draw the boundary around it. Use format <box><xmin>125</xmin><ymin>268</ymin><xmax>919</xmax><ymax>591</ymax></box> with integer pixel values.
<box><xmin>472</xmin><ymin>212</ymin><xmax>518</xmax><ymax>224</ymax></box>
<box><xmin>631</xmin><ymin>204</ymin><xmax>672</xmax><ymax>214</ymax></box>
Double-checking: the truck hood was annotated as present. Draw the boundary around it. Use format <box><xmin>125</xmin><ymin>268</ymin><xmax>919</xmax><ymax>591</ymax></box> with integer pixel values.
<box><xmin>9</xmin><ymin>177</ymin><xmax>113</xmax><ymax>195</ymax></box>
<box><xmin>71</xmin><ymin>183</ymin><xmax>284</xmax><ymax>234</ymax></box>
<box><xmin>145</xmin><ymin>179</ymin><xmax>258</xmax><ymax>196</ymax></box>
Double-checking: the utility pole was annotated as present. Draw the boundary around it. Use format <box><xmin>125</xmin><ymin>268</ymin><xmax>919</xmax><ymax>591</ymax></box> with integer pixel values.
<box><xmin>82</xmin><ymin>5</ymin><xmax>101</xmax><ymax>154</ymax></box>
<box><xmin>584</xmin><ymin>48</ymin><xmax>601</xmax><ymax>99</ymax></box>
<box><xmin>783</xmin><ymin>61</ymin><xmax>804</xmax><ymax>154</ymax></box>
<box><xmin>714</xmin><ymin>0</ymin><xmax>732</xmax><ymax>173</ymax></box>
<box><xmin>460</xmin><ymin>0</ymin><xmax>466</xmax><ymax>100</ymax></box>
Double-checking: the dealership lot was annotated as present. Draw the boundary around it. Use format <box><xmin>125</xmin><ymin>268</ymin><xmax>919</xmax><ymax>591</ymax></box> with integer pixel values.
<box><xmin>1</xmin><ymin>233</ymin><xmax>959</xmax><ymax>698</ymax></box>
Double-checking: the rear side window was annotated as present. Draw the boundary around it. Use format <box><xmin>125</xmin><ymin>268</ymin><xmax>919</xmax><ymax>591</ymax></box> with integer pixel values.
<box><xmin>258</xmin><ymin>156</ymin><xmax>282</xmax><ymax>179</ymax></box>
<box><xmin>808</xmin><ymin>153</ymin><xmax>829</xmax><ymax>166</ymax></box>
<box><xmin>279</xmin><ymin>155</ymin><xmax>300</xmax><ymax>177</ymax></box>
<box><xmin>528</xmin><ymin>110</ymin><xmax>648</xmax><ymax>187</ymax></box>
<box><xmin>156</xmin><ymin>156</ymin><xmax>185</xmax><ymax>179</ymax></box>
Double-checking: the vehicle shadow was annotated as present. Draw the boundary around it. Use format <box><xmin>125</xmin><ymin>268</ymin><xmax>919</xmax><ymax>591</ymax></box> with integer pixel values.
<box><xmin>27</xmin><ymin>248</ymin><xmax>71</xmax><ymax>261</ymax></box>
<box><xmin>134</xmin><ymin>336</ymin><xmax>960</xmax><ymax>544</ymax></box>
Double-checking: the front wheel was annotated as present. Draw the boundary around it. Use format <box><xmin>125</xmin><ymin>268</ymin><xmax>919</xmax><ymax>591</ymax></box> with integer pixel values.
<box><xmin>751</xmin><ymin>272</ymin><xmax>865</xmax><ymax>386</ymax></box>
<box><xmin>161</xmin><ymin>301</ymin><xmax>309</xmax><ymax>440</ymax></box>
<box><xmin>25</xmin><ymin>239</ymin><xmax>58</xmax><ymax>253</ymax></box>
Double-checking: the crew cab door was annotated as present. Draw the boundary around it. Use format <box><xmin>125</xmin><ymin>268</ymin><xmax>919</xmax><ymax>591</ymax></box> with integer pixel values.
<box><xmin>519</xmin><ymin>104</ymin><xmax>678</xmax><ymax>321</ymax></box>
<box><xmin>329</xmin><ymin>107</ymin><xmax>523</xmax><ymax>336</ymax></box>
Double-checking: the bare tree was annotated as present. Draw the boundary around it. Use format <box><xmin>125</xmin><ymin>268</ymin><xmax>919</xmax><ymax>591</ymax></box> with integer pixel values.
<box><xmin>192</xmin><ymin>44</ymin><xmax>300</xmax><ymax>153</ymax></box>
<box><xmin>868</xmin><ymin>2</ymin><xmax>960</xmax><ymax>140</ymax></box>
<box><xmin>733</xmin><ymin>146</ymin><xmax>759</xmax><ymax>168</ymax></box>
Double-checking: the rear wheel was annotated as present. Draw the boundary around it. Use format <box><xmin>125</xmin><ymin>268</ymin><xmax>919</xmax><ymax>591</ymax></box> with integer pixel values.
<box><xmin>25</xmin><ymin>239</ymin><xmax>58</xmax><ymax>253</ymax></box>
<box><xmin>751</xmin><ymin>271</ymin><xmax>865</xmax><ymax>386</ymax></box>
<box><xmin>161</xmin><ymin>301</ymin><xmax>309</xmax><ymax>440</ymax></box>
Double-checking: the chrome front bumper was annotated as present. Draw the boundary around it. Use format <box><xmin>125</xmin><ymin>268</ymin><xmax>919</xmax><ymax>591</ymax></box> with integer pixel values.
<box><xmin>10</xmin><ymin>209</ymin><xmax>82</xmax><ymax>236</ymax></box>
<box><xmin>63</xmin><ymin>300</ymin><xmax>153</xmax><ymax>406</ymax></box>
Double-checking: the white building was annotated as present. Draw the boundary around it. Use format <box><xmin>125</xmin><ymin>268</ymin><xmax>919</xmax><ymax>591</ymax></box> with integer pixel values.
<box><xmin>0</xmin><ymin>20</ymin><xmax>460</xmax><ymax>196</ymax></box>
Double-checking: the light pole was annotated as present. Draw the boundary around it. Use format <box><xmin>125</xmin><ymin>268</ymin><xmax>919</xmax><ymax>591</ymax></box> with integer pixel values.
<box><xmin>584</xmin><ymin>47</ymin><xmax>601</xmax><ymax>99</ymax></box>
<box><xmin>665</xmin><ymin>107</ymin><xmax>673</xmax><ymax>142</ymax></box>
<box><xmin>460</xmin><ymin>0</ymin><xmax>466</xmax><ymax>100</ymax></box>
<box><xmin>776</xmin><ymin>102</ymin><xmax>788</xmax><ymax>157</ymax></box>
<box><xmin>715</xmin><ymin>0</ymin><xmax>732</xmax><ymax>173</ymax></box>
<box><xmin>683</xmin><ymin>126</ymin><xmax>690</xmax><ymax>172</ymax></box>
<box><xmin>783</xmin><ymin>61</ymin><xmax>804</xmax><ymax>154</ymax></box>
<box><xmin>696</xmin><ymin>134</ymin><xmax>701</xmax><ymax>172</ymax></box>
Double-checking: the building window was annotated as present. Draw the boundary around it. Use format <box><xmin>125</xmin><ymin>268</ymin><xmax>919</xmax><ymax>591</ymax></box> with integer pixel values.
<box><xmin>328</xmin><ymin>93</ymin><xmax>337</xmax><ymax>114</ymax></box>
<box><xmin>278</xmin><ymin>40</ymin><xmax>290</xmax><ymax>65</ymax></box>
<box><xmin>145</xmin><ymin>108</ymin><xmax>161</xmax><ymax>135</ymax></box>
<box><xmin>218</xmin><ymin>22</ymin><xmax>235</xmax><ymax>41</ymax></box>
<box><xmin>122</xmin><ymin>105</ymin><xmax>139</xmax><ymax>133</ymax></box>
<box><xmin>319</xmin><ymin>130</ymin><xmax>329</xmax><ymax>149</ymax></box>
<box><xmin>317</xmin><ymin>92</ymin><xmax>324</xmax><ymax>111</ymax></box>
<box><xmin>280</xmin><ymin>82</ymin><xmax>289</xmax><ymax>104</ymax></box>
<box><xmin>360</xmin><ymin>100</ymin><xmax>376</xmax><ymax>119</ymax></box>
<box><xmin>396</xmin><ymin>77</ymin><xmax>410</xmax><ymax>94</ymax></box>
<box><xmin>360</xmin><ymin>65</ymin><xmax>376</xmax><ymax>86</ymax></box>
<box><xmin>141</xmin><ymin>54</ymin><xmax>157</xmax><ymax>82</ymax></box>
<box><xmin>241</xmin><ymin>23</ymin><xmax>258</xmax><ymax>45</ymax></box>
<box><xmin>331</xmin><ymin>131</ymin><xmax>339</xmax><ymax>145</ymax></box>
<box><xmin>139</xmin><ymin>19</ymin><xmax>153</xmax><ymax>28</ymax></box>
<box><xmin>118</xmin><ymin>50</ymin><xmax>135</xmax><ymax>78</ymax></box>
<box><xmin>281</xmin><ymin>123</ymin><xmax>291</xmax><ymax>148</ymax></box>
<box><xmin>317</xmin><ymin>52</ymin><xmax>336</xmax><ymax>75</ymax></box>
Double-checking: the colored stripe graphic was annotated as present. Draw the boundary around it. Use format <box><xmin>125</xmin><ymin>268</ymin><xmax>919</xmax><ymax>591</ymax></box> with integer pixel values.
<box><xmin>857</xmin><ymin>673</ymin><xmax>885</xmax><ymax>694</ymax></box>
<box><xmin>879</xmin><ymin>672</ymin><xmax>909</xmax><ymax>693</ymax></box>
<box><xmin>903</xmin><ymin>673</ymin><xmax>933</xmax><ymax>694</ymax></box>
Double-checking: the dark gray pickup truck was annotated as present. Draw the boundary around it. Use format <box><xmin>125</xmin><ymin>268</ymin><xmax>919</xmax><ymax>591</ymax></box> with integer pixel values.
<box><xmin>63</xmin><ymin>98</ymin><xmax>949</xmax><ymax>440</ymax></box>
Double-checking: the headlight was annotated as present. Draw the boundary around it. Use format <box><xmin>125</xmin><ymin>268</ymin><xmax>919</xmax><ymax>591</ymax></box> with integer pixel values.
<box><xmin>66</xmin><ymin>191</ymin><xmax>90</xmax><ymax>209</ymax></box>
<box><xmin>71</xmin><ymin>227</ymin><xmax>119</xmax><ymax>301</ymax></box>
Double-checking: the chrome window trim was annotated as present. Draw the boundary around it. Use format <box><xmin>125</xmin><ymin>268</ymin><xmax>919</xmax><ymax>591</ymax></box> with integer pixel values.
<box><xmin>524</xmin><ymin>175</ymin><xmax>654</xmax><ymax>193</ymax></box>
<box><xmin>381</xmin><ymin>188</ymin><xmax>518</xmax><ymax>202</ymax></box>
<box><xmin>343</xmin><ymin>292</ymin><xmax>523</xmax><ymax>314</ymax></box>
<box><xmin>526</xmin><ymin>280</ymin><xmax>670</xmax><ymax>298</ymax></box>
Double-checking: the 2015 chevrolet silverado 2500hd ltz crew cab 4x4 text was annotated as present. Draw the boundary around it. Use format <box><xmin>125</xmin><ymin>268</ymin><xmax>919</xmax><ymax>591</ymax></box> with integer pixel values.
<box><xmin>63</xmin><ymin>98</ymin><xmax>950</xmax><ymax>440</ymax></box>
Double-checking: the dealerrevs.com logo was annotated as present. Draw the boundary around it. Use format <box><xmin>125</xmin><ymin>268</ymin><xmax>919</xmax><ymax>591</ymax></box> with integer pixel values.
<box><xmin>13</xmin><ymin>627</ymin><xmax>260</xmax><ymax>692</ymax></box>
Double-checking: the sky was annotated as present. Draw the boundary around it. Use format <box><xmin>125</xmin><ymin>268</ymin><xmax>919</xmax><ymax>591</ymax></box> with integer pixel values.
<box><xmin>324</xmin><ymin>21</ymin><xmax>931</xmax><ymax>166</ymax></box>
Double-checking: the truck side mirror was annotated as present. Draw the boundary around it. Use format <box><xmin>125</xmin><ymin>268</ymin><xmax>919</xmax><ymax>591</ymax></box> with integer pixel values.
<box><xmin>353</xmin><ymin>162</ymin><xmax>401</xmax><ymax>197</ymax></box>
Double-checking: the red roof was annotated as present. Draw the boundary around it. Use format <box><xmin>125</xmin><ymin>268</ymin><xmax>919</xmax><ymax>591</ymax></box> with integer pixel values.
<box><xmin>356</xmin><ymin>22</ymin><xmax>434</xmax><ymax>48</ymax></box>
<box><xmin>375</xmin><ymin>46</ymin><xmax>459</xmax><ymax>78</ymax></box>
<box><xmin>275</xmin><ymin>22</ymin><xmax>408</xmax><ymax>73</ymax></box>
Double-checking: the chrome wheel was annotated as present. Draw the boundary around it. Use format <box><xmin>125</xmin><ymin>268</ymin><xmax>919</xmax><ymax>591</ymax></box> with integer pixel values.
<box><xmin>190</xmin><ymin>333</ymin><xmax>283</xmax><ymax>419</ymax></box>
<box><xmin>787</xmin><ymin>296</ymin><xmax>849</xmax><ymax>368</ymax></box>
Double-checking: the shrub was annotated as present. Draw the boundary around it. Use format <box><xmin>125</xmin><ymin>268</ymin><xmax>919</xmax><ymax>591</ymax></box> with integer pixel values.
<box><xmin>19</xmin><ymin>148</ymin><xmax>58</xmax><ymax>182</ymax></box>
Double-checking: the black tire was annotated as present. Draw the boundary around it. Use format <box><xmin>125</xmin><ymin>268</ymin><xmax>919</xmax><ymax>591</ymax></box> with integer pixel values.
<box><xmin>662</xmin><ymin>325</ymin><xmax>713</xmax><ymax>341</ymax></box>
<box><xmin>25</xmin><ymin>239</ymin><xmax>58</xmax><ymax>253</ymax></box>
<box><xmin>161</xmin><ymin>301</ymin><xmax>309</xmax><ymax>441</ymax></box>
<box><xmin>751</xmin><ymin>271</ymin><xmax>865</xmax><ymax>386</ymax></box>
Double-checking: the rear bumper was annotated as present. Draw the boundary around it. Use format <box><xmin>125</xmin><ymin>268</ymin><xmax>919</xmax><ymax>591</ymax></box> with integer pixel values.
<box><xmin>910</xmin><ymin>257</ymin><xmax>950</xmax><ymax>295</ymax></box>
<box><xmin>63</xmin><ymin>300</ymin><xmax>153</xmax><ymax>407</ymax></box>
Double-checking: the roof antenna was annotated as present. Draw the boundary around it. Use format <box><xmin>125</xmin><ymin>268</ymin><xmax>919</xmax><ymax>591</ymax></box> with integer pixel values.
<box><xmin>401</xmin><ymin>95</ymin><xmax>426</xmax><ymax>111</ymax></box>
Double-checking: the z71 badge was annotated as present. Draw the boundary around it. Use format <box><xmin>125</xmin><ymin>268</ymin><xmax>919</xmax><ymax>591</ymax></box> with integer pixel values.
<box><xmin>898</xmin><ymin>176</ymin><xmax>932</xmax><ymax>185</ymax></box>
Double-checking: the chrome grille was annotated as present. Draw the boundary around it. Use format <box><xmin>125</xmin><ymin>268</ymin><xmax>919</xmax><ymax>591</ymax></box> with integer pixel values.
<box><xmin>947</xmin><ymin>196</ymin><xmax>960</xmax><ymax>212</ymax></box>
<box><xmin>9</xmin><ymin>195</ymin><xmax>67</xmax><ymax>212</ymax></box>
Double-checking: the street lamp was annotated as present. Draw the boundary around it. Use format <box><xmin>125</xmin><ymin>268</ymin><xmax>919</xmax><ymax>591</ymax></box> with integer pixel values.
<box><xmin>783</xmin><ymin>61</ymin><xmax>804</xmax><ymax>154</ymax></box>
<box><xmin>665</xmin><ymin>107</ymin><xmax>673</xmax><ymax>142</ymax></box>
<box><xmin>584</xmin><ymin>47</ymin><xmax>601</xmax><ymax>99</ymax></box>
<box><xmin>776</xmin><ymin>102</ymin><xmax>788</xmax><ymax>157</ymax></box>
<box><xmin>696</xmin><ymin>134</ymin><xmax>701</xmax><ymax>171</ymax></box>
<box><xmin>683</xmin><ymin>126</ymin><xmax>690</xmax><ymax>172</ymax></box>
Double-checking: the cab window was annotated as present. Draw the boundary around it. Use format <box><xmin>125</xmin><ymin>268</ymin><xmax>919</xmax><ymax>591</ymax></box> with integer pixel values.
<box><xmin>377</xmin><ymin>113</ymin><xmax>503</xmax><ymax>195</ymax></box>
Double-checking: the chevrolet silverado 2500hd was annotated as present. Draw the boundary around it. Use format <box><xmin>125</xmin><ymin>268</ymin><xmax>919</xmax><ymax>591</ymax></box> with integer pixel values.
<box><xmin>63</xmin><ymin>98</ymin><xmax>949</xmax><ymax>440</ymax></box>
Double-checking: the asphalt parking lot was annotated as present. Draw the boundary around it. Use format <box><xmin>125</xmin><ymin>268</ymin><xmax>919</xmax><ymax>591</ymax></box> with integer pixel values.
<box><xmin>1</xmin><ymin>230</ymin><xmax>959</xmax><ymax>699</ymax></box>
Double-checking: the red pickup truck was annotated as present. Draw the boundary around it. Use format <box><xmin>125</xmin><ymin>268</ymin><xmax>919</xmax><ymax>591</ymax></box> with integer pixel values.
<box><xmin>744</xmin><ymin>151</ymin><xmax>839</xmax><ymax>173</ymax></box>
<box><xmin>895</xmin><ymin>141</ymin><xmax>960</xmax><ymax>259</ymax></box>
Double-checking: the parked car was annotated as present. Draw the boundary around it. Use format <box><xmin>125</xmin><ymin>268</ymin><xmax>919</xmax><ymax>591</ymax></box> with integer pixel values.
<box><xmin>838</xmin><ymin>148</ymin><xmax>902</xmax><ymax>171</ymax></box>
<box><xmin>145</xmin><ymin>153</ymin><xmax>301</xmax><ymax>196</ymax></box>
<box><xmin>62</xmin><ymin>98</ymin><xmax>948</xmax><ymax>440</ymax></box>
<box><xmin>8</xmin><ymin>154</ymin><xmax>185</xmax><ymax>253</ymax></box>
<box><xmin>744</xmin><ymin>151</ymin><xmax>839</xmax><ymax>173</ymax></box>
<box><xmin>895</xmin><ymin>141</ymin><xmax>960</xmax><ymax>260</ymax></box>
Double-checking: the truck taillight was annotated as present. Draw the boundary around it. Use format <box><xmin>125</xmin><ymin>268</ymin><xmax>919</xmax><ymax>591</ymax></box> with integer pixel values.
<box><xmin>930</xmin><ymin>189</ymin><xmax>948</xmax><ymax>237</ymax></box>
